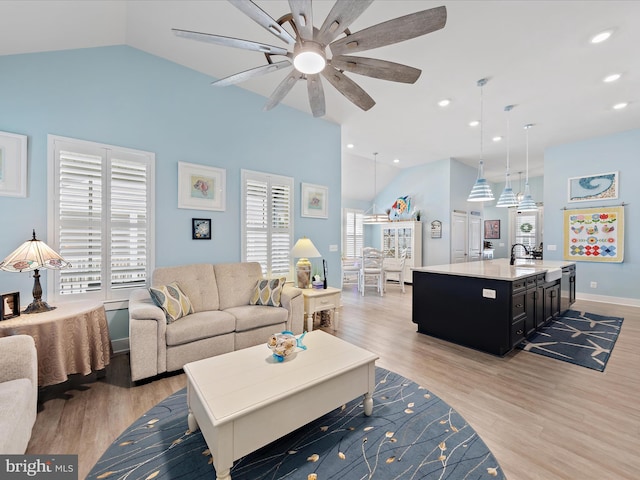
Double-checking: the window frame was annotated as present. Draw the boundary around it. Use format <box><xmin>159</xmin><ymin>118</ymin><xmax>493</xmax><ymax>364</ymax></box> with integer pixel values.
<box><xmin>342</xmin><ymin>208</ymin><xmax>364</xmax><ymax>258</ymax></box>
<box><xmin>47</xmin><ymin>135</ymin><xmax>155</xmax><ymax>310</ymax></box>
<box><xmin>241</xmin><ymin>169</ymin><xmax>294</xmax><ymax>280</ymax></box>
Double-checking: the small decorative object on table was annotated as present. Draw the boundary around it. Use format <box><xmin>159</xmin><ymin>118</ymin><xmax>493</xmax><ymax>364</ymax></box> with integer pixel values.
<box><xmin>267</xmin><ymin>331</ymin><xmax>306</xmax><ymax>362</ymax></box>
<box><xmin>312</xmin><ymin>275</ymin><xmax>324</xmax><ymax>289</ymax></box>
<box><xmin>0</xmin><ymin>292</ymin><xmax>20</xmax><ymax>321</ymax></box>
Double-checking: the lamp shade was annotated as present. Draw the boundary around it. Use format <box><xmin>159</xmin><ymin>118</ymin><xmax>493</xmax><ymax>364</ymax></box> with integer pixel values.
<box><xmin>291</xmin><ymin>237</ymin><xmax>321</xmax><ymax>259</ymax></box>
<box><xmin>517</xmin><ymin>184</ymin><xmax>538</xmax><ymax>211</ymax></box>
<box><xmin>0</xmin><ymin>230</ymin><xmax>71</xmax><ymax>272</ymax></box>
<box><xmin>467</xmin><ymin>177</ymin><xmax>494</xmax><ymax>202</ymax></box>
<box><xmin>496</xmin><ymin>186</ymin><xmax>518</xmax><ymax>207</ymax></box>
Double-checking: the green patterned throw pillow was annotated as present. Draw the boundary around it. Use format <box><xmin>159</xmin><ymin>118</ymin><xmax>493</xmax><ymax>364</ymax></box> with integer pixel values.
<box><xmin>250</xmin><ymin>277</ymin><xmax>286</xmax><ymax>307</ymax></box>
<box><xmin>149</xmin><ymin>282</ymin><xmax>194</xmax><ymax>323</ymax></box>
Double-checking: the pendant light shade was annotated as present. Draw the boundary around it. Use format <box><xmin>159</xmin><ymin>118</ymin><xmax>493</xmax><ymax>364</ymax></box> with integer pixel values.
<box><xmin>363</xmin><ymin>153</ymin><xmax>389</xmax><ymax>223</ymax></box>
<box><xmin>496</xmin><ymin>105</ymin><xmax>519</xmax><ymax>207</ymax></box>
<box><xmin>468</xmin><ymin>78</ymin><xmax>494</xmax><ymax>202</ymax></box>
<box><xmin>518</xmin><ymin>124</ymin><xmax>537</xmax><ymax>211</ymax></box>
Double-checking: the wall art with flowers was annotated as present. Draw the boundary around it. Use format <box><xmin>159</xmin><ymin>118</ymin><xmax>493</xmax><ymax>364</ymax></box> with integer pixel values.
<box><xmin>563</xmin><ymin>206</ymin><xmax>624</xmax><ymax>262</ymax></box>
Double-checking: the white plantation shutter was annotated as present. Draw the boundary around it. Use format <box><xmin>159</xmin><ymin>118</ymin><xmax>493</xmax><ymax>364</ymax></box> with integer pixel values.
<box><xmin>343</xmin><ymin>209</ymin><xmax>364</xmax><ymax>258</ymax></box>
<box><xmin>49</xmin><ymin>136</ymin><xmax>155</xmax><ymax>304</ymax></box>
<box><xmin>242</xmin><ymin>170</ymin><xmax>293</xmax><ymax>279</ymax></box>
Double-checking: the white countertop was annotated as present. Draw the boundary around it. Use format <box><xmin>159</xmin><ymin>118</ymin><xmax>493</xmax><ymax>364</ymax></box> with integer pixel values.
<box><xmin>413</xmin><ymin>258</ymin><xmax>575</xmax><ymax>281</ymax></box>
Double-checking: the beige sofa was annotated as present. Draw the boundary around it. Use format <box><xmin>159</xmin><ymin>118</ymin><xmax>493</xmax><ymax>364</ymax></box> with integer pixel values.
<box><xmin>128</xmin><ymin>262</ymin><xmax>304</xmax><ymax>382</ymax></box>
<box><xmin>0</xmin><ymin>334</ymin><xmax>38</xmax><ymax>454</ymax></box>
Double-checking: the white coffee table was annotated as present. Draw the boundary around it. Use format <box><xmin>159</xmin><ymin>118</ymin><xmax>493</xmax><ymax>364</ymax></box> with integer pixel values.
<box><xmin>184</xmin><ymin>330</ymin><xmax>378</xmax><ymax>480</ymax></box>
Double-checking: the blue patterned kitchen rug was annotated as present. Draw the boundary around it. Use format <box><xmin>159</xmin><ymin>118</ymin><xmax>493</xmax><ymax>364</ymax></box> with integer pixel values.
<box><xmin>88</xmin><ymin>368</ymin><xmax>505</xmax><ymax>479</ymax></box>
<box><xmin>519</xmin><ymin>309</ymin><xmax>623</xmax><ymax>371</ymax></box>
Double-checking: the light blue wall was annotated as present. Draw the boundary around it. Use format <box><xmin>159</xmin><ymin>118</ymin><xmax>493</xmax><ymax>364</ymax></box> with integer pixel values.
<box><xmin>363</xmin><ymin>158</ymin><xmax>478</xmax><ymax>266</ymax></box>
<box><xmin>0</xmin><ymin>46</ymin><xmax>342</xmax><ymax>340</ymax></box>
<box><xmin>545</xmin><ymin>128</ymin><xmax>640</xmax><ymax>302</ymax></box>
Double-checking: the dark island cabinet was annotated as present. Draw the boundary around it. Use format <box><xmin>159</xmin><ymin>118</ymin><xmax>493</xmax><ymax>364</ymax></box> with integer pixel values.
<box><xmin>412</xmin><ymin>270</ymin><xmax>562</xmax><ymax>356</ymax></box>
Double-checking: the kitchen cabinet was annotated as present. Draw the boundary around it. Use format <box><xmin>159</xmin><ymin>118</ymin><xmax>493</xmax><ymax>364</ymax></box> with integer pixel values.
<box><xmin>381</xmin><ymin>221</ymin><xmax>422</xmax><ymax>283</ymax></box>
<box><xmin>412</xmin><ymin>259</ymin><xmax>575</xmax><ymax>356</ymax></box>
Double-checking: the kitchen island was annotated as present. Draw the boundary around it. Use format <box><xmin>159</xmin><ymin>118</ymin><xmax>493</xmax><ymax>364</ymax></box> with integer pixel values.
<box><xmin>412</xmin><ymin>258</ymin><xmax>576</xmax><ymax>355</ymax></box>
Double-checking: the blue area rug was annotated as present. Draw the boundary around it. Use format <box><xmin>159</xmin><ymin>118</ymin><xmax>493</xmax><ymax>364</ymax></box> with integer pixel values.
<box><xmin>519</xmin><ymin>310</ymin><xmax>623</xmax><ymax>371</ymax></box>
<box><xmin>88</xmin><ymin>368</ymin><xmax>505</xmax><ymax>479</ymax></box>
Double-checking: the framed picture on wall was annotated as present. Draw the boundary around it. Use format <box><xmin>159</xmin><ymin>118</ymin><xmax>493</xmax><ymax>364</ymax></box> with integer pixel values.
<box><xmin>301</xmin><ymin>182</ymin><xmax>328</xmax><ymax>218</ymax></box>
<box><xmin>178</xmin><ymin>161</ymin><xmax>226</xmax><ymax>211</ymax></box>
<box><xmin>484</xmin><ymin>219</ymin><xmax>500</xmax><ymax>239</ymax></box>
<box><xmin>0</xmin><ymin>131</ymin><xmax>28</xmax><ymax>198</ymax></box>
<box><xmin>192</xmin><ymin>218</ymin><xmax>212</xmax><ymax>240</ymax></box>
<box><xmin>568</xmin><ymin>171</ymin><xmax>618</xmax><ymax>203</ymax></box>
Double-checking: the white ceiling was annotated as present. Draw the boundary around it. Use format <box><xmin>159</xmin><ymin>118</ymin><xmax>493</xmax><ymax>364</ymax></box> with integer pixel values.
<box><xmin>1</xmin><ymin>1</ymin><xmax>639</xmax><ymax>203</ymax></box>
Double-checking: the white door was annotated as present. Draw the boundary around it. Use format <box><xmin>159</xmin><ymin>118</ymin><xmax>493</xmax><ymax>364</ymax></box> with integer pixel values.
<box><xmin>468</xmin><ymin>215</ymin><xmax>482</xmax><ymax>261</ymax></box>
<box><xmin>451</xmin><ymin>211</ymin><xmax>468</xmax><ymax>263</ymax></box>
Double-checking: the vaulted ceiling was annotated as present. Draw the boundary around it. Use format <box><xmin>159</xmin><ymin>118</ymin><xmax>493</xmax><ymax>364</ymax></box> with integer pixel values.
<box><xmin>1</xmin><ymin>1</ymin><xmax>638</xmax><ymax>202</ymax></box>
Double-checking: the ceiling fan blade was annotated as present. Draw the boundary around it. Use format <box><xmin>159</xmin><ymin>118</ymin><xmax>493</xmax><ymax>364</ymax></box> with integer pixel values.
<box><xmin>264</xmin><ymin>71</ymin><xmax>304</xmax><ymax>111</ymax></box>
<box><xmin>228</xmin><ymin>0</ymin><xmax>296</xmax><ymax>45</ymax></box>
<box><xmin>212</xmin><ymin>60</ymin><xmax>292</xmax><ymax>87</ymax></box>
<box><xmin>316</xmin><ymin>0</ymin><xmax>374</xmax><ymax>46</ymax></box>
<box><xmin>321</xmin><ymin>68</ymin><xmax>375</xmax><ymax>111</ymax></box>
<box><xmin>306</xmin><ymin>74</ymin><xmax>326</xmax><ymax>117</ymax></box>
<box><xmin>331</xmin><ymin>55</ymin><xmax>421</xmax><ymax>84</ymax></box>
<box><xmin>288</xmin><ymin>0</ymin><xmax>314</xmax><ymax>41</ymax></box>
<box><xmin>172</xmin><ymin>28</ymin><xmax>288</xmax><ymax>55</ymax></box>
<box><xmin>329</xmin><ymin>6</ymin><xmax>447</xmax><ymax>56</ymax></box>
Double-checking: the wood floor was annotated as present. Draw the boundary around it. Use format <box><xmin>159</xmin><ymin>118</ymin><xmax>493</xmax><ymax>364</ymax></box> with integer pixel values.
<box><xmin>27</xmin><ymin>285</ymin><xmax>640</xmax><ymax>479</ymax></box>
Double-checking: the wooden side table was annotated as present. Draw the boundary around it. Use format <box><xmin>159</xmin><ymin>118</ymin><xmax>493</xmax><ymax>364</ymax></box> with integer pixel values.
<box><xmin>0</xmin><ymin>300</ymin><xmax>111</xmax><ymax>386</ymax></box>
<box><xmin>301</xmin><ymin>287</ymin><xmax>341</xmax><ymax>332</ymax></box>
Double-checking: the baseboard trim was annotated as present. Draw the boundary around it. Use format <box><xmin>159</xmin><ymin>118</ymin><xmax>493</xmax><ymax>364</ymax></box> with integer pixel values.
<box><xmin>576</xmin><ymin>292</ymin><xmax>640</xmax><ymax>308</ymax></box>
<box><xmin>111</xmin><ymin>338</ymin><xmax>130</xmax><ymax>354</ymax></box>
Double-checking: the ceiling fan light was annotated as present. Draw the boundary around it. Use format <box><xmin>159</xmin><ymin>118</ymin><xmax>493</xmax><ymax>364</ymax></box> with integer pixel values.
<box><xmin>293</xmin><ymin>43</ymin><xmax>326</xmax><ymax>74</ymax></box>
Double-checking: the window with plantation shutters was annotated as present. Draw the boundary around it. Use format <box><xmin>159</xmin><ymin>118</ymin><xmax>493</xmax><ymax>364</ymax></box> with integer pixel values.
<box><xmin>342</xmin><ymin>208</ymin><xmax>364</xmax><ymax>258</ymax></box>
<box><xmin>48</xmin><ymin>136</ymin><xmax>155</xmax><ymax>306</ymax></box>
<box><xmin>510</xmin><ymin>206</ymin><xmax>544</xmax><ymax>254</ymax></box>
<box><xmin>241</xmin><ymin>169</ymin><xmax>293</xmax><ymax>279</ymax></box>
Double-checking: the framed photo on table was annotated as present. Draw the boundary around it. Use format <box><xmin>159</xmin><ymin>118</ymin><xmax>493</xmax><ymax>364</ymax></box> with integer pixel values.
<box><xmin>484</xmin><ymin>219</ymin><xmax>500</xmax><ymax>239</ymax></box>
<box><xmin>0</xmin><ymin>131</ymin><xmax>28</xmax><ymax>198</ymax></box>
<box><xmin>178</xmin><ymin>161</ymin><xmax>226</xmax><ymax>211</ymax></box>
<box><xmin>301</xmin><ymin>183</ymin><xmax>328</xmax><ymax>218</ymax></box>
<box><xmin>0</xmin><ymin>292</ymin><xmax>20</xmax><ymax>320</ymax></box>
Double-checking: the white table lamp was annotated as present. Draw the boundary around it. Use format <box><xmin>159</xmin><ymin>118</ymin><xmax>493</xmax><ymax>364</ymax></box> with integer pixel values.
<box><xmin>291</xmin><ymin>237</ymin><xmax>321</xmax><ymax>288</ymax></box>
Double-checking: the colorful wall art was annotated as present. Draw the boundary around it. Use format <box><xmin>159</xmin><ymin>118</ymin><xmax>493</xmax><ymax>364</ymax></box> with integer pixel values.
<box><xmin>563</xmin><ymin>206</ymin><xmax>624</xmax><ymax>262</ymax></box>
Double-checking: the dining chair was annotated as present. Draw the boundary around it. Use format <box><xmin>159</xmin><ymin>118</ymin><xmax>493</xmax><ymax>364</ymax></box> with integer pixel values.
<box><xmin>341</xmin><ymin>256</ymin><xmax>361</xmax><ymax>287</ymax></box>
<box><xmin>359</xmin><ymin>247</ymin><xmax>384</xmax><ymax>296</ymax></box>
<box><xmin>383</xmin><ymin>248</ymin><xmax>407</xmax><ymax>293</ymax></box>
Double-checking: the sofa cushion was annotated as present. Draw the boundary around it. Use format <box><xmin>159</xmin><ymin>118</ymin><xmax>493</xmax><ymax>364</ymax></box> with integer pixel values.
<box><xmin>250</xmin><ymin>277</ymin><xmax>286</xmax><ymax>307</ymax></box>
<box><xmin>0</xmin><ymin>378</ymin><xmax>33</xmax><ymax>454</ymax></box>
<box><xmin>214</xmin><ymin>262</ymin><xmax>263</xmax><ymax>310</ymax></box>
<box><xmin>149</xmin><ymin>282</ymin><xmax>194</xmax><ymax>323</ymax></box>
<box><xmin>225</xmin><ymin>305</ymin><xmax>288</xmax><ymax>332</ymax></box>
<box><xmin>166</xmin><ymin>311</ymin><xmax>236</xmax><ymax>346</ymax></box>
<box><xmin>153</xmin><ymin>264</ymin><xmax>220</xmax><ymax>312</ymax></box>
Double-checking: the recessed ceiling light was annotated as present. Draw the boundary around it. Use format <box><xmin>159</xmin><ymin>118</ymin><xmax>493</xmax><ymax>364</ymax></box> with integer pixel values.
<box><xmin>393</xmin><ymin>158</ymin><xmax>400</xmax><ymax>164</ymax></box>
<box><xmin>492</xmin><ymin>136</ymin><xmax>502</xmax><ymax>142</ymax></box>
<box><xmin>346</xmin><ymin>143</ymin><xmax>354</xmax><ymax>149</ymax></box>
<box><xmin>438</xmin><ymin>99</ymin><xmax>451</xmax><ymax>107</ymax></box>
<box><xmin>469</xmin><ymin>120</ymin><xmax>480</xmax><ymax>127</ymax></box>
<box><xmin>613</xmin><ymin>102</ymin><xmax>628</xmax><ymax>110</ymax></box>
<box><xmin>603</xmin><ymin>73</ymin><xmax>621</xmax><ymax>83</ymax></box>
<box><xmin>590</xmin><ymin>29</ymin><xmax>613</xmax><ymax>44</ymax></box>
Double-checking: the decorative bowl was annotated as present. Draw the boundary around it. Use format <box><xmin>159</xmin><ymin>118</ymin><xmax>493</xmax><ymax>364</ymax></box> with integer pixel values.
<box><xmin>267</xmin><ymin>332</ymin><xmax>297</xmax><ymax>361</ymax></box>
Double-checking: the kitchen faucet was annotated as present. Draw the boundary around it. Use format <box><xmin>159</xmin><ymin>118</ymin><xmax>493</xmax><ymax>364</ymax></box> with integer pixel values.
<box><xmin>510</xmin><ymin>243</ymin><xmax>530</xmax><ymax>265</ymax></box>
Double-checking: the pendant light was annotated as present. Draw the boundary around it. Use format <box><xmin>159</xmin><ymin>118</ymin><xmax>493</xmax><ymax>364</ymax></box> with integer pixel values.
<box><xmin>518</xmin><ymin>124</ymin><xmax>537</xmax><ymax>211</ymax></box>
<box><xmin>363</xmin><ymin>152</ymin><xmax>389</xmax><ymax>224</ymax></box>
<box><xmin>496</xmin><ymin>105</ymin><xmax>519</xmax><ymax>207</ymax></box>
<box><xmin>467</xmin><ymin>78</ymin><xmax>495</xmax><ymax>202</ymax></box>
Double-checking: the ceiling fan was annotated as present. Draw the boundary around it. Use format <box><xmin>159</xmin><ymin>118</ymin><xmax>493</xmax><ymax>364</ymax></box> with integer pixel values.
<box><xmin>172</xmin><ymin>0</ymin><xmax>447</xmax><ymax>117</ymax></box>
